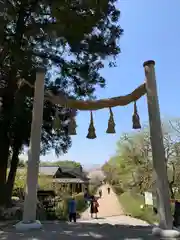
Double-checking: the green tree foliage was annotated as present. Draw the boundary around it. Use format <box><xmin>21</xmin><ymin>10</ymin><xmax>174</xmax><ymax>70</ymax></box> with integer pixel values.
<box><xmin>39</xmin><ymin>160</ymin><xmax>81</xmax><ymax>168</ymax></box>
<box><xmin>102</xmin><ymin>119</ymin><xmax>180</xmax><ymax>198</ymax></box>
<box><xmin>0</xmin><ymin>0</ymin><xmax>123</xmax><ymax>204</ymax></box>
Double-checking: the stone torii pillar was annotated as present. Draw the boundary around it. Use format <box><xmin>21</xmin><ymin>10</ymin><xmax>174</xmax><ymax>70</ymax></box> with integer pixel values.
<box><xmin>16</xmin><ymin>69</ymin><xmax>45</xmax><ymax>231</ymax></box>
<box><xmin>144</xmin><ymin>61</ymin><xmax>179</xmax><ymax>238</ymax></box>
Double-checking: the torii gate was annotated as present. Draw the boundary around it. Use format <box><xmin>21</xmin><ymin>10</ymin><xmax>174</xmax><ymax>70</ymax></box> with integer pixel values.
<box><xmin>16</xmin><ymin>60</ymin><xmax>173</xmax><ymax>234</ymax></box>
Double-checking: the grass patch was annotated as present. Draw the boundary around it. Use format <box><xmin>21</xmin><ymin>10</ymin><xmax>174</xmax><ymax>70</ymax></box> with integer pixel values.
<box><xmin>119</xmin><ymin>191</ymin><xmax>158</xmax><ymax>224</ymax></box>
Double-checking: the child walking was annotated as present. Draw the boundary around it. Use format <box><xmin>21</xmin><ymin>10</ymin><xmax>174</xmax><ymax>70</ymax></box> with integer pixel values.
<box><xmin>68</xmin><ymin>197</ymin><xmax>77</xmax><ymax>222</ymax></box>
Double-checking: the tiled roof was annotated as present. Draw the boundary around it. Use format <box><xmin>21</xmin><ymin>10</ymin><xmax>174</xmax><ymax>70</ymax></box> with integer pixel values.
<box><xmin>39</xmin><ymin>166</ymin><xmax>59</xmax><ymax>176</ymax></box>
<box><xmin>38</xmin><ymin>166</ymin><xmax>89</xmax><ymax>181</ymax></box>
<box><xmin>62</xmin><ymin>168</ymin><xmax>89</xmax><ymax>180</ymax></box>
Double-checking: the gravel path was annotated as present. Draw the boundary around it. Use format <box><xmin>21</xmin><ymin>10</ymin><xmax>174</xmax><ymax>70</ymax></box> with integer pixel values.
<box><xmin>0</xmin><ymin>185</ymin><xmax>155</xmax><ymax>239</ymax></box>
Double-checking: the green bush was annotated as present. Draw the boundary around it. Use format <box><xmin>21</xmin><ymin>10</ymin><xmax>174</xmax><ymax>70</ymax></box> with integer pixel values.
<box><xmin>55</xmin><ymin>193</ymin><xmax>87</xmax><ymax>220</ymax></box>
<box><xmin>75</xmin><ymin>193</ymin><xmax>87</xmax><ymax>213</ymax></box>
<box><xmin>55</xmin><ymin>198</ymin><xmax>69</xmax><ymax>220</ymax></box>
<box><xmin>119</xmin><ymin>192</ymin><xmax>158</xmax><ymax>224</ymax></box>
<box><xmin>112</xmin><ymin>184</ymin><xmax>124</xmax><ymax>195</ymax></box>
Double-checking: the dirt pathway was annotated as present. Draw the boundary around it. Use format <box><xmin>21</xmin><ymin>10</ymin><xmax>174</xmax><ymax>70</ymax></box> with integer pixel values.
<box><xmin>80</xmin><ymin>184</ymin><xmax>124</xmax><ymax>220</ymax></box>
<box><xmin>80</xmin><ymin>184</ymin><xmax>149</xmax><ymax>227</ymax></box>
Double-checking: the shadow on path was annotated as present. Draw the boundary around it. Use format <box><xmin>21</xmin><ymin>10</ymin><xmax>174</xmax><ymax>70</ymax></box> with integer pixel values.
<box><xmin>0</xmin><ymin>221</ymin><xmax>157</xmax><ymax>240</ymax></box>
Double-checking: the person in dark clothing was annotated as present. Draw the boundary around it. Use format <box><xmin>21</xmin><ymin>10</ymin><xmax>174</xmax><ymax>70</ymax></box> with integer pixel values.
<box><xmin>68</xmin><ymin>197</ymin><xmax>76</xmax><ymax>222</ymax></box>
<box><xmin>99</xmin><ymin>189</ymin><xmax>102</xmax><ymax>198</ymax></box>
<box><xmin>107</xmin><ymin>187</ymin><xmax>110</xmax><ymax>194</ymax></box>
<box><xmin>90</xmin><ymin>196</ymin><xmax>99</xmax><ymax>219</ymax></box>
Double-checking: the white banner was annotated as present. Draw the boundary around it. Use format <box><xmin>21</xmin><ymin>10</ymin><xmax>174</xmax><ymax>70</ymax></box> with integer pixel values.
<box><xmin>144</xmin><ymin>192</ymin><xmax>153</xmax><ymax>206</ymax></box>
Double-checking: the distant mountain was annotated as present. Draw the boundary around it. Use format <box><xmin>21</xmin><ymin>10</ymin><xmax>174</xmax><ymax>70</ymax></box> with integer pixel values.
<box><xmin>83</xmin><ymin>163</ymin><xmax>102</xmax><ymax>172</ymax></box>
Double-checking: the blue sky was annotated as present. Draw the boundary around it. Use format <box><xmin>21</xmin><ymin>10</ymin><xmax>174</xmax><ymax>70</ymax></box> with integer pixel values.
<box><xmin>24</xmin><ymin>0</ymin><xmax>180</xmax><ymax>166</ymax></box>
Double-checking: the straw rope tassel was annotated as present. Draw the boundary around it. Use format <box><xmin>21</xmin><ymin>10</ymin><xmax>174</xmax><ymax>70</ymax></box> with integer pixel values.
<box><xmin>68</xmin><ymin>109</ymin><xmax>77</xmax><ymax>135</ymax></box>
<box><xmin>53</xmin><ymin>108</ymin><xmax>61</xmax><ymax>130</ymax></box>
<box><xmin>106</xmin><ymin>107</ymin><xmax>116</xmax><ymax>134</ymax></box>
<box><xmin>86</xmin><ymin>111</ymin><xmax>96</xmax><ymax>139</ymax></box>
<box><xmin>132</xmin><ymin>101</ymin><xmax>141</xmax><ymax>129</ymax></box>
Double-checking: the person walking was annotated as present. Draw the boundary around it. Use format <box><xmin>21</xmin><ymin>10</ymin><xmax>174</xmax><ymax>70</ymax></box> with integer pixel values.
<box><xmin>107</xmin><ymin>187</ymin><xmax>110</xmax><ymax>194</ymax></box>
<box><xmin>99</xmin><ymin>189</ymin><xmax>102</xmax><ymax>198</ymax></box>
<box><xmin>68</xmin><ymin>196</ymin><xmax>77</xmax><ymax>223</ymax></box>
<box><xmin>90</xmin><ymin>196</ymin><xmax>99</xmax><ymax>219</ymax></box>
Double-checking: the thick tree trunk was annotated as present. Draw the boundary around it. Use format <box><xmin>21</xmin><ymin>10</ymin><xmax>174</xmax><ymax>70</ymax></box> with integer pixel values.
<box><xmin>0</xmin><ymin>2</ymin><xmax>29</xmax><ymax>207</ymax></box>
<box><xmin>0</xmin><ymin>83</ymin><xmax>16</xmax><ymax>205</ymax></box>
<box><xmin>0</xmin><ymin>137</ymin><xmax>10</xmax><ymax>206</ymax></box>
<box><xmin>6</xmin><ymin>147</ymin><xmax>20</xmax><ymax>207</ymax></box>
<box><xmin>0</xmin><ymin>94</ymin><xmax>12</xmax><ymax>205</ymax></box>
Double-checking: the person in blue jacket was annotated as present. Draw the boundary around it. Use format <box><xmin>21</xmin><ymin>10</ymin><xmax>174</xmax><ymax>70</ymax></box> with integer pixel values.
<box><xmin>68</xmin><ymin>197</ymin><xmax>77</xmax><ymax>222</ymax></box>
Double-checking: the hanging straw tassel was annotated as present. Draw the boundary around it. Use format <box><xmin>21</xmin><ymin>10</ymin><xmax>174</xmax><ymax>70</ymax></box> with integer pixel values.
<box><xmin>68</xmin><ymin>109</ymin><xmax>77</xmax><ymax>135</ymax></box>
<box><xmin>53</xmin><ymin>108</ymin><xmax>61</xmax><ymax>130</ymax></box>
<box><xmin>132</xmin><ymin>101</ymin><xmax>141</xmax><ymax>129</ymax></box>
<box><xmin>106</xmin><ymin>107</ymin><xmax>116</xmax><ymax>134</ymax></box>
<box><xmin>86</xmin><ymin>111</ymin><xmax>97</xmax><ymax>139</ymax></box>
